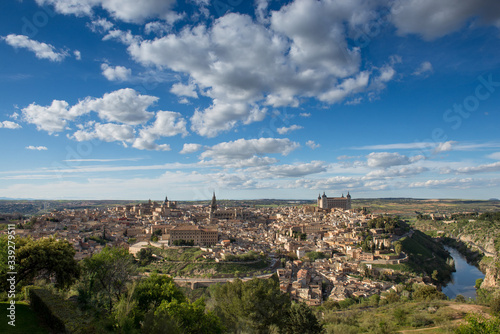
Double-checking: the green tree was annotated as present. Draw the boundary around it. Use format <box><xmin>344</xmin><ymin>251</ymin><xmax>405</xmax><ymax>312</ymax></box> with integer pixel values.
<box><xmin>306</xmin><ymin>251</ymin><xmax>326</xmax><ymax>262</ymax></box>
<box><xmin>136</xmin><ymin>248</ymin><xmax>154</xmax><ymax>266</ymax></box>
<box><xmin>283</xmin><ymin>302</ymin><xmax>323</xmax><ymax>334</ymax></box>
<box><xmin>78</xmin><ymin>246</ymin><xmax>137</xmax><ymax>312</ymax></box>
<box><xmin>156</xmin><ymin>298</ymin><xmax>223</xmax><ymax>334</ymax></box>
<box><xmin>394</xmin><ymin>242</ymin><xmax>402</xmax><ymax>255</ymax></box>
<box><xmin>134</xmin><ymin>274</ymin><xmax>186</xmax><ymax>313</ymax></box>
<box><xmin>112</xmin><ymin>282</ymin><xmax>139</xmax><ymax>334</ymax></box>
<box><xmin>412</xmin><ymin>284</ymin><xmax>446</xmax><ymax>302</ymax></box>
<box><xmin>212</xmin><ymin>275</ymin><xmax>291</xmax><ymax>333</ymax></box>
<box><xmin>475</xmin><ymin>278</ymin><xmax>483</xmax><ymax>289</ymax></box>
<box><xmin>0</xmin><ymin>235</ymin><xmax>79</xmax><ymax>290</ymax></box>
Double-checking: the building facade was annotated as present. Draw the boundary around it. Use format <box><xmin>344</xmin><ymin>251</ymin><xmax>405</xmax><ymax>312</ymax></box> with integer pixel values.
<box><xmin>317</xmin><ymin>192</ymin><xmax>351</xmax><ymax>210</ymax></box>
<box><xmin>169</xmin><ymin>225</ymin><xmax>218</xmax><ymax>246</ymax></box>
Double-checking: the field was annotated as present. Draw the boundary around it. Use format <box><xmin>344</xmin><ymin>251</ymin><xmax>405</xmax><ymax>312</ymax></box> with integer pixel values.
<box><xmin>352</xmin><ymin>198</ymin><xmax>500</xmax><ymax>216</ymax></box>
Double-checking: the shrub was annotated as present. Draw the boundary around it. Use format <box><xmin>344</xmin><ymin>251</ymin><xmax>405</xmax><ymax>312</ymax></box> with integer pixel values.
<box><xmin>491</xmin><ymin>296</ymin><xmax>500</xmax><ymax>316</ymax></box>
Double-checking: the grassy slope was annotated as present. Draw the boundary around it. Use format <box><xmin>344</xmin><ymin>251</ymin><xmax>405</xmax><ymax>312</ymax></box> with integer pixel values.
<box><xmin>322</xmin><ymin>300</ymin><xmax>491</xmax><ymax>334</ymax></box>
<box><xmin>399</xmin><ymin>231</ymin><xmax>454</xmax><ymax>280</ymax></box>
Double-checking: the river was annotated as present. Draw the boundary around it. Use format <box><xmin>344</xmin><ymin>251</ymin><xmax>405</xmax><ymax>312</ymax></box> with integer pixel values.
<box><xmin>442</xmin><ymin>246</ymin><xmax>485</xmax><ymax>299</ymax></box>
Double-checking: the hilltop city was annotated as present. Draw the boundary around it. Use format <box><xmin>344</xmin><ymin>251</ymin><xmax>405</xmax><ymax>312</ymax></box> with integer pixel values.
<box><xmin>9</xmin><ymin>192</ymin><xmax>431</xmax><ymax>306</ymax></box>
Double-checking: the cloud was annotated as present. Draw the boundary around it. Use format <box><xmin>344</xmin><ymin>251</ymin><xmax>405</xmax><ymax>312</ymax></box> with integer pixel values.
<box><xmin>170</xmin><ymin>81</ymin><xmax>198</xmax><ymax>98</ymax></box>
<box><xmin>299</xmin><ymin>112</ymin><xmax>311</xmax><ymax>117</ymax></box>
<box><xmin>391</xmin><ymin>0</ymin><xmax>500</xmax><ymax>40</ymax></box>
<box><xmin>345</xmin><ymin>97</ymin><xmax>363</xmax><ymax>105</ymax></box>
<box><xmin>318</xmin><ymin>71</ymin><xmax>370</xmax><ymax>103</ymax></box>
<box><xmin>180</xmin><ymin>143</ymin><xmax>202</xmax><ymax>154</ymax></box>
<box><xmin>101</xmin><ymin>63</ymin><xmax>132</xmax><ymax>81</ymax></box>
<box><xmin>434</xmin><ymin>141</ymin><xmax>456</xmax><ymax>153</ymax></box>
<box><xmin>22</xmin><ymin>100</ymin><xmax>79</xmax><ymax>133</ymax></box>
<box><xmin>354</xmin><ymin>142</ymin><xmax>437</xmax><ymax>150</ymax></box>
<box><xmin>366</xmin><ymin>152</ymin><xmax>424</xmax><ymax>168</ymax></box>
<box><xmin>23</xmin><ymin>89</ymin><xmax>188</xmax><ymax>150</ymax></box>
<box><xmin>409</xmin><ymin>178</ymin><xmax>476</xmax><ymax>189</ymax></box>
<box><xmin>26</xmin><ymin>146</ymin><xmax>48</xmax><ymax>151</ymax></box>
<box><xmin>128</xmin><ymin>2</ymin><xmax>396</xmax><ymax>137</ymax></box>
<box><xmin>267</xmin><ymin>161</ymin><xmax>326</xmax><ymax>177</ymax></box>
<box><xmin>453</xmin><ymin>161</ymin><xmax>500</xmax><ymax>174</ymax></box>
<box><xmin>306</xmin><ymin>140</ymin><xmax>320</xmax><ymax>149</ymax></box>
<box><xmin>0</xmin><ymin>121</ymin><xmax>21</xmax><ymax>129</ymax></box>
<box><xmin>36</xmin><ymin>0</ymin><xmax>177</xmax><ymax>23</ymax></box>
<box><xmin>74</xmin><ymin>50</ymin><xmax>81</xmax><ymax>60</ymax></box>
<box><xmin>145</xmin><ymin>15</ymin><xmax>184</xmax><ymax>35</ymax></box>
<box><xmin>103</xmin><ymin>29</ymin><xmax>140</xmax><ymax>45</ymax></box>
<box><xmin>71</xmin><ymin>88</ymin><xmax>156</xmax><ymax>125</ymax></box>
<box><xmin>190</xmin><ymin>102</ymin><xmax>267</xmax><ymax>137</ymax></box>
<box><xmin>487</xmin><ymin>152</ymin><xmax>500</xmax><ymax>160</ymax></box>
<box><xmin>22</xmin><ymin>89</ymin><xmax>163</xmax><ymax>135</ymax></box>
<box><xmin>413</xmin><ymin>61</ymin><xmax>433</xmax><ymax>76</ymax></box>
<box><xmin>64</xmin><ymin>158</ymin><xmax>143</xmax><ymax>162</ymax></box>
<box><xmin>277</xmin><ymin>124</ymin><xmax>303</xmax><ymax>135</ymax></box>
<box><xmin>87</xmin><ymin>18</ymin><xmax>114</xmax><ymax>33</ymax></box>
<box><xmin>1</xmin><ymin>34</ymin><xmax>68</xmax><ymax>62</ymax></box>
<box><xmin>72</xmin><ymin>123</ymin><xmax>135</xmax><ymax>143</ymax></box>
<box><xmin>365</xmin><ymin>166</ymin><xmax>428</xmax><ymax>179</ymax></box>
<box><xmin>200</xmin><ymin>138</ymin><xmax>300</xmax><ymax>165</ymax></box>
<box><xmin>132</xmin><ymin>110</ymin><xmax>188</xmax><ymax>150</ymax></box>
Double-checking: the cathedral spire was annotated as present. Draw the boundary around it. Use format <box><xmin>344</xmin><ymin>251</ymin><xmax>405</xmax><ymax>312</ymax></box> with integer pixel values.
<box><xmin>210</xmin><ymin>192</ymin><xmax>217</xmax><ymax>213</ymax></box>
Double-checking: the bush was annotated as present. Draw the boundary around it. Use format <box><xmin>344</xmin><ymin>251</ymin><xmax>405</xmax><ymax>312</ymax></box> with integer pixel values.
<box><xmin>456</xmin><ymin>313</ymin><xmax>500</xmax><ymax>333</ymax></box>
<box><xmin>491</xmin><ymin>296</ymin><xmax>500</xmax><ymax>316</ymax></box>
<box><xmin>408</xmin><ymin>314</ymin><xmax>433</xmax><ymax>328</ymax></box>
<box><xmin>412</xmin><ymin>285</ymin><xmax>446</xmax><ymax>302</ymax></box>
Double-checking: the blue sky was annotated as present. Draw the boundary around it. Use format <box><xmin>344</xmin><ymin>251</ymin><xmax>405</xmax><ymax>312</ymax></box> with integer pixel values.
<box><xmin>1</xmin><ymin>0</ymin><xmax>500</xmax><ymax>200</ymax></box>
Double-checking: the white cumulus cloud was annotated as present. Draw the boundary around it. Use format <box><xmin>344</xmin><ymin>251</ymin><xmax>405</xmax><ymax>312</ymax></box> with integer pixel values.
<box><xmin>413</xmin><ymin>61</ymin><xmax>433</xmax><ymax>76</ymax></box>
<box><xmin>200</xmin><ymin>138</ymin><xmax>299</xmax><ymax>166</ymax></box>
<box><xmin>26</xmin><ymin>145</ymin><xmax>48</xmax><ymax>151</ymax></box>
<box><xmin>306</xmin><ymin>140</ymin><xmax>320</xmax><ymax>149</ymax></box>
<box><xmin>101</xmin><ymin>63</ymin><xmax>131</xmax><ymax>81</ymax></box>
<box><xmin>133</xmin><ymin>110</ymin><xmax>188</xmax><ymax>151</ymax></box>
<box><xmin>367</xmin><ymin>152</ymin><xmax>424</xmax><ymax>169</ymax></box>
<box><xmin>2</xmin><ymin>34</ymin><xmax>68</xmax><ymax>62</ymax></box>
<box><xmin>0</xmin><ymin>121</ymin><xmax>22</xmax><ymax>129</ymax></box>
<box><xmin>180</xmin><ymin>143</ymin><xmax>202</xmax><ymax>154</ymax></box>
<box><xmin>71</xmin><ymin>88</ymin><xmax>156</xmax><ymax>125</ymax></box>
<box><xmin>391</xmin><ymin>0</ymin><xmax>500</xmax><ymax>40</ymax></box>
<box><xmin>277</xmin><ymin>125</ymin><xmax>303</xmax><ymax>135</ymax></box>
<box><xmin>36</xmin><ymin>0</ymin><xmax>177</xmax><ymax>23</ymax></box>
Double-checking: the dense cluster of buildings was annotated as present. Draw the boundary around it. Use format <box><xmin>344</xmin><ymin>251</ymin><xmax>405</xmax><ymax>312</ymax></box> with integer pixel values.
<box><xmin>5</xmin><ymin>191</ymin><xmax>423</xmax><ymax>305</ymax></box>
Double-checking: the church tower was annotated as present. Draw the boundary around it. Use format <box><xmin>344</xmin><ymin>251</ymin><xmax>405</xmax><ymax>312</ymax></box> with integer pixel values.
<box><xmin>210</xmin><ymin>192</ymin><xmax>217</xmax><ymax>213</ymax></box>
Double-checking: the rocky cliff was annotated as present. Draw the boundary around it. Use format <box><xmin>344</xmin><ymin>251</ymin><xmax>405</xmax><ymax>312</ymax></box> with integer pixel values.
<box><xmin>456</xmin><ymin>234</ymin><xmax>500</xmax><ymax>289</ymax></box>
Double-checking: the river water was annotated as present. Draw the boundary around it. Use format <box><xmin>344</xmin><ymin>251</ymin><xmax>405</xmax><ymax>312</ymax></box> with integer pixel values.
<box><xmin>441</xmin><ymin>246</ymin><xmax>485</xmax><ymax>299</ymax></box>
